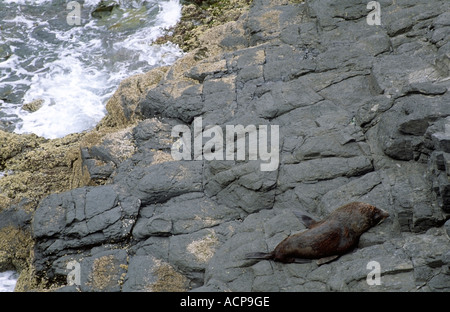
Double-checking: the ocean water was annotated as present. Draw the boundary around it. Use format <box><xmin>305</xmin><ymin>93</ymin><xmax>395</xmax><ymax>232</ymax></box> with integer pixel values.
<box><xmin>0</xmin><ymin>0</ymin><xmax>183</xmax><ymax>139</ymax></box>
<box><xmin>0</xmin><ymin>271</ymin><xmax>19</xmax><ymax>292</ymax></box>
<box><xmin>0</xmin><ymin>0</ymin><xmax>183</xmax><ymax>292</ymax></box>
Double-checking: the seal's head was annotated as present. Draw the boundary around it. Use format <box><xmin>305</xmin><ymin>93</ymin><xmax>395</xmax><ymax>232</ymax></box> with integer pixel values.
<box><xmin>354</xmin><ymin>202</ymin><xmax>389</xmax><ymax>230</ymax></box>
<box><xmin>363</xmin><ymin>204</ymin><xmax>389</xmax><ymax>227</ymax></box>
<box><xmin>369</xmin><ymin>205</ymin><xmax>390</xmax><ymax>226</ymax></box>
<box><xmin>332</xmin><ymin>202</ymin><xmax>389</xmax><ymax>235</ymax></box>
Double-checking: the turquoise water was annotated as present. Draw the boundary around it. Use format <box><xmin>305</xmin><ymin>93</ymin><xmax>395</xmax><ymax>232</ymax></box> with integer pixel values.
<box><xmin>0</xmin><ymin>0</ymin><xmax>183</xmax><ymax>138</ymax></box>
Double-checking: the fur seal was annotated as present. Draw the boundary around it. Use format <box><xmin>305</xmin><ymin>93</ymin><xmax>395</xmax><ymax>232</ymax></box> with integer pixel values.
<box><xmin>246</xmin><ymin>202</ymin><xmax>389</xmax><ymax>265</ymax></box>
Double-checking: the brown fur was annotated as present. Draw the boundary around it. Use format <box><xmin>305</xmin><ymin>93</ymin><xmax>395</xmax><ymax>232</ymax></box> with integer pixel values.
<box><xmin>246</xmin><ymin>202</ymin><xmax>389</xmax><ymax>264</ymax></box>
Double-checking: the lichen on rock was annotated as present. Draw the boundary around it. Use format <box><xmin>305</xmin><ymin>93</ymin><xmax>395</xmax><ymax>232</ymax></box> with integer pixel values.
<box><xmin>187</xmin><ymin>230</ymin><xmax>219</xmax><ymax>263</ymax></box>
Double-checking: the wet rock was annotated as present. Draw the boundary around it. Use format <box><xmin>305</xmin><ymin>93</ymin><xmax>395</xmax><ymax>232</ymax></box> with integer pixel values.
<box><xmin>22</xmin><ymin>99</ymin><xmax>44</xmax><ymax>113</ymax></box>
<box><xmin>91</xmin><ymin>0</ymin><xmax>119</xmax><ymax>19</ymax></box>
<box><xmin>132</xmin><ymin>192</ymin><xmax>241</xmax><ymax>238</ymax></box>
<box><xmin>32</xmin><ymin>186</ymin><xmax>140</xmax><ymax>276</ymax></box>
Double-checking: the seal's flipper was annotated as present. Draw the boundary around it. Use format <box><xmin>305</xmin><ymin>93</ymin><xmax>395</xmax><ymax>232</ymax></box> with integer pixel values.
<box><xmin>245</xmin><ymin>252</ymin><xmax>273</xmax><ymax>260</ymax></box>
<box><xmin>292</xmin><ymin>258</ymin><xmax>312</xmax><ymax>264</ymax></box>
<box><xmin>316</xmin><ymin>255</ymin><xmax>339</xmax><ymax>266</ymax></box>
<box><xmin>293</xmin><ymin>211</ymin><xmax>318</xmax><ymax>229</ymax></box>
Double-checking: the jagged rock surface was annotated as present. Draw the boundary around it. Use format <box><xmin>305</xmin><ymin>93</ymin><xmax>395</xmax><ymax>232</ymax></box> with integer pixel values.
<box><xmin>9</xmin><ymin>0</ymin><xmax>450</xmax><ymax>291</ymax></box>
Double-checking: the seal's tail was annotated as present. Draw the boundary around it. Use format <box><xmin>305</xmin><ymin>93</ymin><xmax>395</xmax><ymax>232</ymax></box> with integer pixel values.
<box><xmin>245</xmin><ymin>252</ymin><xmax>273</xmax><ymax>260</ymax></box>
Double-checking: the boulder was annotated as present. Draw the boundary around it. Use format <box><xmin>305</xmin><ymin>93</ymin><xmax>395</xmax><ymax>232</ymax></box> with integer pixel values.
<box><xmin>91</xmin><ymin>0</ymin><xmax>119</xmax><ymax>19</ymax></box>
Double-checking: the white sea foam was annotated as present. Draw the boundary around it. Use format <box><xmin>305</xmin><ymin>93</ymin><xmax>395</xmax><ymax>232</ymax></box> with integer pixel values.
<box><xmin>2</xmin><ymin>0</ymin><xmax>183</xmax><ymax>139</ymax></box>
<box><xmin>15</xmin><ymin>55</ymin><xmax>110</xmax><ymax>138</ymax></box>
<box><xmin>3</xmin><ymin>0</ymin><xmax>53</xmax><ymax>4</ymax></box>
<box><xmin>83</xmin><ymin>0</ymin><xmax>102</xmax><ymax>6</ymax></box>
<box><xmin>113</xmin><ymin>2</ymin><xmax>184</xmax><ymax>68</ymax></box>
<box><xmin>0</xmin><ymin>271</ymin><xmax>18</xmax><ymax>292</ymax></box>
<box><xmin>3</xmin><ymin>15</ymin><xmax>39</xmax><ymax>29</ymax></box>
<box><xmin>157</xmin><ymin>0</ymin><xmax>183</xmax><ymax>27</ymax></box>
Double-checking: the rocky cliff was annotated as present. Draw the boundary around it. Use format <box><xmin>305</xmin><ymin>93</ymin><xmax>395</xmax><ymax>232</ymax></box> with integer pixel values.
<box><xmin>1</xmin><ymin>0</ymin><xmax>450</xmax><ymax>291</ymax></box>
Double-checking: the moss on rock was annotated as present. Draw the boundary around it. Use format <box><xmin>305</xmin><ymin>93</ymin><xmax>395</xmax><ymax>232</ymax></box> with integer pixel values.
<box><xmin>0</xmin><ymin>226</ymin><xmax>49</xmax><ymax>292</ymax></box>
<box><xmin>156</xmin><ymin>0</ymin><xmax>253</xmax><ymax>52</ymax></box>
<box><xmin>151</xmin><ymin>261</ymin><xmax>189</xmax><ymax>292</ymax></box>
<box><xmin>101</xmin><ymin>66</ymin><xmax>169</xmax><ymax>128</ymax></box>
<box><xmin>0</xmin><ymin>226</ymin><xmax>33</xmax><ymax>272</ymax></box>
<box><xmin>0</xmin><ymin>131</ymin><xmax>82</xmax><ymax>211</ymax></box>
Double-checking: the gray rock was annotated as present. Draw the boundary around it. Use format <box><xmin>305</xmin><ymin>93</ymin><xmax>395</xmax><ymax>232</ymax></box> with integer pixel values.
<box><xmin>204</xmin><ymin>160</ymin><xmax>278</xmax><ymax>213</ymax></box>
<box><xmin>33</xmin><ymin>192</ymin><xmax>68</xmax><ymax>239</ymax></box>
<box><xmin>356</xmin><ymin>96</ymin><xmax>394</xmax><ymax>129</ymax></box>
<box><xmin>80</xmin><ymin>148</ymin><xmax>116</xmax><ymax>182</ymax></box>
<box><xmin>32</xmin><ymin>186</ymin><xmax>140</xmax><ymax>274</ymax></box>
<box><xmin>446</xmin><ymin>220</ymin><xmax>450</xmax><ymax>239</ymax></box>
<box><xmin>428</xmin><ymin>150</ymin><xmax>450</xmax><ymax>213</ymax></box>
<box><xmin>371</xmin><ymin>55</ymin><xmax>441</xmax><ymax>98</ymax></box>
<box><xmin>263</xmin><ymin>45</ymin><xmax>316</xmax><ymax>82</ymax></box>
<box><xmin>132</xmin><ymin>192</ymin><xmax>241</xmax><ymax>238</ymax></box>
<box><xmin>278</xmin><ymin>156</ymin><xmax>373</xmax><ymax>189</ymax></box>
<box><xmin>117</xmin><ymin>160</ymin><xmax>203</xmax><ymax>206</ymax></box>
<box><xmin>377</xmin><ymin>93</ymin><xmax>450</xmax><ymax>160</ymax></box>
<box><xmin>307</xmin><ymin>0</ymin><xmax>369</xmax><ymax>30</ymax></box>
<box><xmin>28</xmin><ymin>0</ymin><xmax>450</xmax><ymax>292</ymax></box>
<box><xmin>251</xmin><ymin>78</ymin><xmax>323</xmax><ymax>119</ymax></box>
<box><xmin>318</xmin><ymin>75</ymin><xmax>381</xmax><ymax>115</ymax></box>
